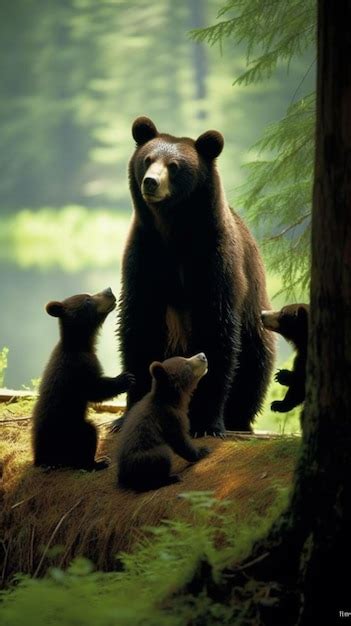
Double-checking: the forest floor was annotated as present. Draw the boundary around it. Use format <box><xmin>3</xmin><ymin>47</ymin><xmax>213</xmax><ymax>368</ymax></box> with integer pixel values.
<box><xmin>0</xmin><ymin>397</ymin><xmax>300</xmax><ymax>589</ymax></box>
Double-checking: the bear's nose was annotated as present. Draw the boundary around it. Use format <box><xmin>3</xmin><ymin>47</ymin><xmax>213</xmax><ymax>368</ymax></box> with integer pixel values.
<box><xmin>196</xmin><ymin>352</ymin><xmax>207</xmax><ymax>362</ymax></box>
<box><xmin>143</xmin><ymin>176</ymin><xmax>159</xmax><ymax>194</ymax></box>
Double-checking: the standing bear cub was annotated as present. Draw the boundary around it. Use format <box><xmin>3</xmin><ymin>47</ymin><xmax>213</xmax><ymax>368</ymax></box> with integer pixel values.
<box><xmin>117</xmin><ymin>117</ymin><xmax>275</xmax><ymax>437</ymax></box>
<box><xmin>32</xmin><ymin>288</ymin><xmax>134</xmax><ymax>470</ymax></box>
<box><xmin>117</xmin><ymin>353</ymin><xmax>210</xmax><ymax>492</ymax></box>
<box><xmin>261</xmin><ymin>304</ymin><xmax>309</xmax><ymax>413</ymax></box>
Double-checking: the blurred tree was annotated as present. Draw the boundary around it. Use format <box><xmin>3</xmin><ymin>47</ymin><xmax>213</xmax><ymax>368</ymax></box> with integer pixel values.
<box><xmin>0</xmin><ymin>0</ymin><xmax>98</xmax><ymax>208</ymax></box>
<box><xmin>193</xmin><ymin>0</ymin><xmax>316</xmax><ymax>295</ymax></box>
<box><xmin>0</xmin><ymin>0</ymin><xmax>312</xmax><ymax>214</ymax></box>
<box><xmin>0</xmin><ymin>0</ymin><xmax>213</xmax><ymax>210</ymax></box>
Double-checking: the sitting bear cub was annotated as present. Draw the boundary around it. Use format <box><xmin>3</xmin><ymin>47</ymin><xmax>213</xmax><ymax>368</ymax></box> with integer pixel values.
<box><xmin>117</xmin><ymin>353</ymin><xmax>210</xmax><ymax>492</ymax></box>
<box><xmin>32</xmin><ymin>288</ymin><xmax>134</xmax><ymax>470</ymax></box>
<box><xmin>261</xmin><ymin>304</ymin><xmax>309</xmax><ymax>413</ymax></box>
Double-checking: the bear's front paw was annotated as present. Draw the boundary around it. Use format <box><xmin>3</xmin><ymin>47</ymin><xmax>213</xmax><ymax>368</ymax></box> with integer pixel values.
<box><xmin>116</xmin><ymin>371</ymin><xmax>136</xmax><ymax>391</ymax></box>
<box><xmin>274</xmin><ymin>369</ymin><xmax>292</xmax><ymax>386</ymax></box>
<box><xmin>197</xmin><ymin>446</ymin><xmax>210</xmax><ymax>460</ymax></box>
<box><xmin>192</xmin><ymin>426</ymin><xmax>226</xmax><ymax>439</ymax></box>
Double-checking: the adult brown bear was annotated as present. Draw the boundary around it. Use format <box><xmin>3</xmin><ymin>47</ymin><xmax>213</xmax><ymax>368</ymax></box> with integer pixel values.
<box><xmin>117</xmin><ymin>117</ymin><xmax>275</xmax><ymax>436</ymax></box>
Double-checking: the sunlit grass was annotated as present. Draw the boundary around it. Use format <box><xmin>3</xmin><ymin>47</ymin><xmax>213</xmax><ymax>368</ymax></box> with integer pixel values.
<box><xmin>0</xmin><ymin>207</ymin><xmax>132</xmax><ymax>272</ymax></box>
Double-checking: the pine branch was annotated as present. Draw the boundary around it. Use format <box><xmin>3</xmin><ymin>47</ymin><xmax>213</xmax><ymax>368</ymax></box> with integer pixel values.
<box><xmin>267</xmin><ymin>213</ymin><xmax>311</xmax><ymax>241</ymax></box>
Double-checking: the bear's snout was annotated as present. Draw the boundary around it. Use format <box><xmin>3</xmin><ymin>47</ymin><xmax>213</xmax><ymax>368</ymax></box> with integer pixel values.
<box><xmin>143</xmin><ymin>176</ymin><xmax>159</xmax><ymax>194</ymax></box>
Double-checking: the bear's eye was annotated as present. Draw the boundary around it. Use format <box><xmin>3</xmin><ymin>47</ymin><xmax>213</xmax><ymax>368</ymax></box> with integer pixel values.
<box><xmin>144</xmin><ymin>156</ymin><xmax>152</xmax><ymax>168</ymax></box>
<box><xmin>168</xmin><ymin>161</ymin><xmax>179</xmax><ymax>176</ymax></box>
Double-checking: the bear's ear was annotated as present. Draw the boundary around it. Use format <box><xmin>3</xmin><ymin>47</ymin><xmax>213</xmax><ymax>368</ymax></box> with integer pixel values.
<box><xmin>195</xmin><ymin>130</ymin><xmax>224</xmax><ymax>160</ymax></box>
<box><xmin>149</xmin><ymin>361</ymin><xmax>167</xmax><ymax>383</ymax></box>
<box><xmin>297</xmin><ymin>305</ymin><xmax>308</xmax><ymax>320</ymax></box>
<box><xmin>46</xmin><ymin>301</ymin><xmax>64</xmax><ymax>318</ymax></box>
<box><xmin>132</xmin><ymin>116</ymin><xmax>158</xmax><ymax>146</ymax></box>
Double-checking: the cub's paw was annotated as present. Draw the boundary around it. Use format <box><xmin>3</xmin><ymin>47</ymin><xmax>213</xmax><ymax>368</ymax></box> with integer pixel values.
<box><xmin>274</xmin><ymin>369</ymin><xmax>292</xmax><ymax>386</ymax></box>
<box><xmin>116</xmin><ymin>371</ymin><xmax>136</xmax><ymax>391</ymax></box>
<box><xmin>93</xmin><ymin>456</ymin><xmax>111</xmax><ymax>471</ymax></box>
<box><xmin>197</xmin><ymin>446</ymin><xmax>210</xmax><ymax>460</ymax></box>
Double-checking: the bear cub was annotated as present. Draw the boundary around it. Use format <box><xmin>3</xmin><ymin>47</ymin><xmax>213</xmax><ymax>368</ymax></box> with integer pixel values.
<box><xmin>261</xmin><ymin>304</ymin><xmax>309</xmax><ymax>412</ymax></box>
<box><xmin>117</xmin><ymin>353</ymin><xmax>210</xmax><ymax>492</ymax></box>
<box><xmin>32</xmin><ymin>288</ymin><xmax>134</xmax><ymax>471</ymax></box>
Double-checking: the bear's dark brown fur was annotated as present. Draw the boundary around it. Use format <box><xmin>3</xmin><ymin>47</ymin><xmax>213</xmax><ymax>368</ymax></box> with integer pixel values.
<box><xmin>261</xmin><ymin>303</ymin><xmax>309</xmax><ymax>412</ymax></box>
<box><xmin>117</xmin><ymin>116</ymin><xmax>275</xmax><ymax>436</ymax></box>
<box><xmin>117</xmin><ymin>353</ymin><xmax>210</xmax><ymax>491</ymax></box>
<box><xmin>32</xmin><ymin>288</ymin><xmax>134</xmax><ymax>470</ymax></box>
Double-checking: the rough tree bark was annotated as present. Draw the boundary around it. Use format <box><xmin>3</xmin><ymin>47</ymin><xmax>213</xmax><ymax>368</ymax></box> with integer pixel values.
<box><xmin>290</xmin><ymin>1</ymin><xmax>351</xmax><ymax>623</ymax></box>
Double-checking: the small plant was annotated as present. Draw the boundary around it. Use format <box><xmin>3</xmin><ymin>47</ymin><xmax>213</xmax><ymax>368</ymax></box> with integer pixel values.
<box><xmin>22</xmin><ymin>377</ymin><xmax>41</xmax><ymax>393</ymax></box>
<box><xmin>0</xmin><ymin>346</ymin><xmax>9</xmax><ymax>387</ymax></box>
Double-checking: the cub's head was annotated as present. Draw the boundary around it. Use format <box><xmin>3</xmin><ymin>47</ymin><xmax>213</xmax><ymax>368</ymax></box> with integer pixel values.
<box><xmin>130</xmin><ymin>116</ymin><xmax>224</xmax><ymax>210</ymax></box>
<box><xmin>46</xmin><ymin>287</ymin><xmax>116</xmax><ymax>340</ymax></box>
<box><xmin>261</xmin><ymin>304</ymin><xmax>309</xmax><ymax>344</ymax></box>
<box><xmin>149</xmin><ymin>353</ymin><xmax>208</xmax><ymax>399</ymax></box>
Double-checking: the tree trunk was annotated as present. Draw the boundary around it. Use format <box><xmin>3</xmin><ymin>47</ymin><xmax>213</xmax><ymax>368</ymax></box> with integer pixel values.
<box><xmin>290</xmin><ymin>1</ymin><xmax>351</xmax><ymax>623</ymax></box>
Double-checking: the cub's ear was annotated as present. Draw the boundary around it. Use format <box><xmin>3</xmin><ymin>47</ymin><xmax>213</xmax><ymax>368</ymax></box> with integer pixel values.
<box><xmin>132</xmin><ymin>116</ymin><xmax>158</xmax><ymax>146</ymax></box>
<box><xmin>195</xmin><ymin>130</ymin><xmax>224</xmax><ymax>160</ymax></box>
<box><xmin>297</xmin><ymin>305</ymin><xmax>309</xmax><ymax>320</ymax></box>
<box><xmin>149</xmin><ymin>361</ymin><xmax>167</xmax><ymax>382</ymax></box>
<box><xmin>46</xmin><ymin>301</ymin><xmax>64</xmax><ymax>318</ymax></box>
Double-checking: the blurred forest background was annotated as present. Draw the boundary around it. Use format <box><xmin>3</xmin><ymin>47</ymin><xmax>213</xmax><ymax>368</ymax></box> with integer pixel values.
<box><xmin>0</xmin><ymin>0</ymin><xmax>314</xmax><ymax>432</ymax></box>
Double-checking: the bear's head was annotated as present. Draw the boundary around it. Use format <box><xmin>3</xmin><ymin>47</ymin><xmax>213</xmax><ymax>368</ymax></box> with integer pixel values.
<box><xmin>149</xmin><ymin>352</ymin><xmax>208</xmax><ymax>401</ymax></box>
<box><xmin>261</xmin><ymin>304</ymin><xmax>309</xmax><ymax>344</ymax></box>
<box><xmin>130</xmin><ymin>116</ymin><xmax>224</xmax><ymax>210</ymax></box>
<box><xmin>46</xmin><ymin>287</ymin><xmax>116</xmax><ymax>344</ymax></box>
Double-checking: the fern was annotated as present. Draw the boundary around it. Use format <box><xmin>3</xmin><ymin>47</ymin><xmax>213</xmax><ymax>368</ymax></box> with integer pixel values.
<box><xmin>237</xmin><ymin>94</ymin><xmax>315</xmax><ymax>295</ymax></box>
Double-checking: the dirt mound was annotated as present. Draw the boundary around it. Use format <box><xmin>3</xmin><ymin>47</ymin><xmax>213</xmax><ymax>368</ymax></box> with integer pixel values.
<box><xmin>0</xmin><ymin>412</ymin><xmax>299</xmax><ymax>584</ymax></box>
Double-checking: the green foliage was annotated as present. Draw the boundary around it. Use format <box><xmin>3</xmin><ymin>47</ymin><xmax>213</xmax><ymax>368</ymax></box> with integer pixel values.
<box><xmin>0</xmin><ymin>491</ymin><xmax>289</xmax><ymax>626</ymax></box>
<box><xmin>238</xmin><ymin>94</ymin><xmax>314</xmax><ymax>294</ymax></box>
<box><xmin>22</xmin><ymin>377</ymin><xmax>41</xmax><ymax>393</ymax></box>
<box><xmin>192</xmin><ymin>0</ymin><xmax>315</xmax><ymax>83</ymax></box>
<box><xmin>192</xmin><ymin>0</ymin><xmax>316</xmax><ymax>296</ymax></box>
<box><xmin>0</xmin><ymin>346</ymin><xmax>9</xmax><ymax>387</ymax></box>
